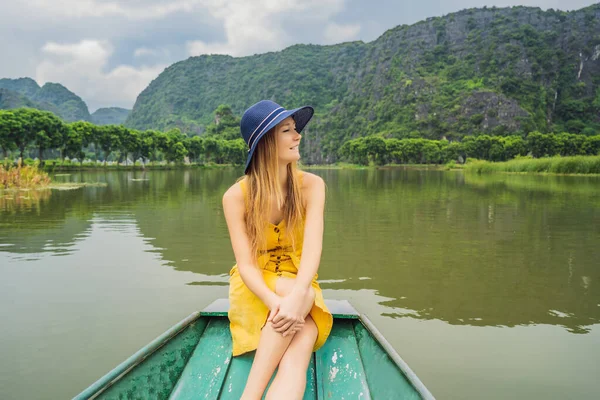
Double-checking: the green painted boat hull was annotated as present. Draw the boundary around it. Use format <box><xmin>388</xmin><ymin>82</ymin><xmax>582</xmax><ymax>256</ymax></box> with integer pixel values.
<box><xmin>74</xmin><ymin>300</ymin><xmax>434</xmax><ymax>400</ymax></box>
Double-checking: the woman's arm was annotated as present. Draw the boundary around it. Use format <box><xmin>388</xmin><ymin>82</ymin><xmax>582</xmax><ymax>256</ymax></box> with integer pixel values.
<box><xmin>294</xmin><ymin>172</ymin><xmax>326</xmax><ymax>290</ymax></box>
<box><xmin>223</xmin><ymin>183</ymin><xmax>279</xmax><ymax>309</ymax></box>
<box><xmin>270</xmin><ymin>173</ymin><xmax>325</xmax><ymax>335</ymax></box>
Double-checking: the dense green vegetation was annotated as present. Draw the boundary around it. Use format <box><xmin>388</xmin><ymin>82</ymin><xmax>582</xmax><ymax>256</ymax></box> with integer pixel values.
<box><xmin>339</xmin><ymin>132</ymin><xmax>600</xmax><ymax>165</ymax></box>
<box><xmin>465</xmin><ymin>155</ymin><xmax>600</xmax><ymax>174</ymax></box>
<box><xmin>2</xmin><ymin>105</ymin><xmax>599</xmax><ymax>173</ymax></box>
<box><xmin>126</xmin><ymin>5</ymin><xmax>600</xmax><ymax>164</ymax></box>
<box><xmin>0</xmin><ymin>107</ymin><xmax>247</xmax><ymax>167</ymax></box>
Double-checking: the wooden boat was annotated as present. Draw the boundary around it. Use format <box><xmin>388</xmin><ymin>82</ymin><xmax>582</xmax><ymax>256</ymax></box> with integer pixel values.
<box><xmin>75</xmin><ymin>299</ymin><xmax>435</xmax><ymax>399</ymax></box>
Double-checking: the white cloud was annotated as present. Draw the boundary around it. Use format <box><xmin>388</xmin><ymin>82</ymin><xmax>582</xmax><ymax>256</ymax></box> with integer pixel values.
<box><xmin>36</xmin><ymin>40</ymin><xmax>166</xmax><ymax>110</ymax></box>
<box><xmin>26</xmin><ymin>0</ymin><xmax>202</xmax><ymax>20</ymax></box>
<box><xmin>187</xmin><ymin>0</ymin><xmax>348</xmax><ymax>57</ymax></box>
<box><xmin>323</xmin><ymin>22</ymin><xmax>361</xmax><ymax>44</ymax></box>
<box><xmin>133</xmin><ymin>47</ymin><xmax>171</xmax><ymax>58</ymax></box>
<box><xmin>134</xmin><ymin>47</ymin><xmax>156</xmax><ymax>57</ymax></box>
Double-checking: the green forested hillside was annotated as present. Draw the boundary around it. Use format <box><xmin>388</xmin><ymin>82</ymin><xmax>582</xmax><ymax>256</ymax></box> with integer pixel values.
<box><xmin>0</xmin><ymin>77</ymin><xmax>40</xmax><ymax>98</ymax></box>
<box><xmin>0</xmin><ymin>79</ymin><xmax>90</xmax><ymax>122</ymax></box>
<box><xmin>0</xmin><ymin>88</ymin><xmax>62</xmax><ymax>116</ymax></box>
<box><xmin>0</xmin><ymin>88</ymin><xmax>38</xmax><ymax>110</ymax></box>
<box><xmin>91</xmin><ymin>107</ymin><xmax>131</xmax><ymax>125</ymax></box>
<box><xmin>126</xmin><ymin>4</ymin><xmax>600</xmax><ymax>163</ymax></box>
<box><xmin>31</xmin><ymin>83</ymin><xmax>90</xmax><ymax>122</ymax></box>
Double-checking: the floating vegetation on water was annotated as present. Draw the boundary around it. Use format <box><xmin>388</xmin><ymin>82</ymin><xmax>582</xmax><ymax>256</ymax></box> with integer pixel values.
<box><xmin>53</xmin><ymin>174</ymin><xmax>72</xmax><ymax>177</ymax></box>
<box><xmin>130</xmin><ymin>178</ymin><xmax>149</xmax><ymax>181</ymax></box>
<box><xmin>1</xmin><ymin>162</ymin><xmax>51</xmax><ymax>189</ymax></box>
<box><xmin>47</xmin><ymin>182</ymin><xmax>108</xmax><ymax>190</ymax></box>
<box><xmin>1</xmin><ymin>182</ymin><xmax>107</xmax><ymax>193</ymax></box>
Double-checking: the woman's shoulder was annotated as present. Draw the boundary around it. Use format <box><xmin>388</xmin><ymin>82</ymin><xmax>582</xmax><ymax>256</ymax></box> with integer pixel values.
<box><xmin>222</xmin><ymin>178</ymin><xmax>245</xmax><ymax>206</ymax></box>
<box><xmin>300</xmin><ymin>171</ymin><xmax>324</xmax><ymax>187</ymax></box>
<box><xmin>299</xmin><ymin>171</ymin><xmax>325</xmax><ymax>196</ymax></box>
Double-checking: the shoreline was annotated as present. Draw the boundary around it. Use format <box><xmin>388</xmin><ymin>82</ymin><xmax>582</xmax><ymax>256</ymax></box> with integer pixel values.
<box><xmin>22</xmin><ymin>155</ymin><xmax>600</xmax><ymax>176</ymax></box>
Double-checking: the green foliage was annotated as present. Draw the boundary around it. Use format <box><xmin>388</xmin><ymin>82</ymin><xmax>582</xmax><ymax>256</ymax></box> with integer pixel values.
<box><xmin>205</xmin><ymin>104</ymin><xmax>240</xmax><ymax>140</ymax></box>
<box><xmin>2</xmin><ymin>102</ymin><xmax>599</xmax><ymax>171</ymax></box>
<box><xmin>339</xmin><ymin>132</ymin><xmax>599</xmax><ymax>165</ymax></box>
<box><xmin>466</xmin><ymin>155</ymin><xmax>600</xmax><ymax>174</ymax></box>
<box><xmin>0</xmin><ymin>105</ymin><xmax>254</xmax><ymax>167</ymax></box>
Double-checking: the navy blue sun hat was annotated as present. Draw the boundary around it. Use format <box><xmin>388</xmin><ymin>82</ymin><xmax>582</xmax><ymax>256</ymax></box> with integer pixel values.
<box><xmin>241</xmin><ymin>100</ymin><xmax>314</xmax><ymax>174</ymax></box>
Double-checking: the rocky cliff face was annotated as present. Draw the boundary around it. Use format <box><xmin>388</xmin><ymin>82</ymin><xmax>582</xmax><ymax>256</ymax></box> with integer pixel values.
<box><xmin>126</xmin><ymin>4</ymin><xmax>600</xmax><ymax>163</ymax></box>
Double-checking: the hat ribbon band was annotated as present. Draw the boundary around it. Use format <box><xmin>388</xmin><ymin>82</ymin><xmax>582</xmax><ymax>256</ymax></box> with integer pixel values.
<box><xmin>248</xmin><ymin>109</ymin><xmax>287</xmax><ymax>149</ymax></box>
<box><xmin>247</xmin><ymin>107</ymin><xmax>284</xmax><ymax>147</ymax></box>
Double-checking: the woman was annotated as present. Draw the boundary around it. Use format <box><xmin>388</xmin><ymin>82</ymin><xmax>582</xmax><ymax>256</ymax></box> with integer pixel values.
<box><xmin>222</xmin><ymin>100</ymin><xmax>333</xmax><ymax>399</ymax></box>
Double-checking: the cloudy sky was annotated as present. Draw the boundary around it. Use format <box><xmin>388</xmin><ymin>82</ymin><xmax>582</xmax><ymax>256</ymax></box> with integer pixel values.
<box><xmin>1</xmin><ymin>0</ymin><xmax>597</xmax><ymax>112</ymax></box>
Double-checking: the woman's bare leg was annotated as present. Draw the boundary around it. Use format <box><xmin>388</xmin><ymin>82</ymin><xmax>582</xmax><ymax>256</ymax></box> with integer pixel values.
<box><xmin>240</xmin><ymin>277</ymin><xmax>307</xmax><ymax>399</ymax></box>
<box><xmin>264</xmin><ymin>315</ymin><xmax>318</xmax><ymax>400</ymax></box>
<box><xmin>239</xmin><ymin>321</ymin><xmax>295</xmax><ymax>399</ymax></box>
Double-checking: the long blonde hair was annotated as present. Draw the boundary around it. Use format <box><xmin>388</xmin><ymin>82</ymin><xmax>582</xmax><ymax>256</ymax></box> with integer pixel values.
<box><xmin>243</xmin><ymin>129</ymin><xmax>305</xmax><ymax>261</ymax></box>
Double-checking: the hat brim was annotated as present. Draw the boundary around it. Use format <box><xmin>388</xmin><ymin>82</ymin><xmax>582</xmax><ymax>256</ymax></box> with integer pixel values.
<box><xmin>244</xmin><ymin>106</ymin><xmax>314</xmax><ymax>174</ymax></box>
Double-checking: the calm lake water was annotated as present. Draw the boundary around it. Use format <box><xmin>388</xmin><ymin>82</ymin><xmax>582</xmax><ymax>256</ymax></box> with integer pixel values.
<box><xmin>1</xmin><ymin>168</ymin><xmax>599</xmax><ymax>399</ymax></box>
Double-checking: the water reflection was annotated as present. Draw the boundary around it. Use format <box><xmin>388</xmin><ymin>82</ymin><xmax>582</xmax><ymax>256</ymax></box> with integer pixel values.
<box><xmin>1</xmin><ymin>168</ymin><xmax>599</xmax><ymax>335</ymax></box>
<box><xmin>0</xmin><ymin>188</ymin><xmax>91</xmax><ymax>258</ymax></box>
<box><xmin>1</xmin><ymin>187</ymin><xmax>52</xmax><ymax>214</ymax></box>
<box><xmin>319</xmin><ymin>169</ymin><xmax>600</xmax><ymax>334</ymax></box>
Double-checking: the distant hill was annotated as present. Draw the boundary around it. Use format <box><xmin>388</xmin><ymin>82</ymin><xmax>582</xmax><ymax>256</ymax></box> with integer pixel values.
<box><xmin>0</xmin><ymin>77</ymin><xmax>40</xmax><ymax>98</ymax></box>
<box><xmin>0</xmin><ymin>78</ymin><xmax>90</xmax><ymax>122</ymax></box>
<box><xmin>31</xmin><ymin>83</ymin><xmax>90</xmax><ymax>122</ymax></box>
<box><xmin>126</xmin><ymin>4</ymin><xmax>600</xmax><ymax>163</ymax></box>
<box><xmin>0</xmin><ymin>87</ymin><xmax>62</xmax><ymax>115</ymax></box>
<box><xmin>0</xmin><ymin>88</ymin><xmax>38</xmax><ymax>109</ymax></box>
<box><xmin>91</xmin><ymin>107</ymin><xmax>131</xmax><ymax>125</ymax></box>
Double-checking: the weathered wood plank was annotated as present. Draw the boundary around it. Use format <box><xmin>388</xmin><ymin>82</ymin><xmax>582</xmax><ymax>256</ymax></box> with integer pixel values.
<box><xmin>316</xmin><ymin>320</ymin><xmax>371</xmax><ymax>399</ymax></box>
<box><xmin>353</xmin><ymin>321</ymin><xmax>422</xmax><ymax>400</ymax></box>
<box><xmin>169</xmin><ymin>318</ymin><xmax>232</xmax><ymax>400</ymax></box>
<box><xmin>94</xmin><ymin>317</ymin><xmax>208</xmax><ymax>400</ymax></box>
<box><xmin>303</xmin><ymin>353</ymin><xmax>318</xmax><ymax>400</ymax></box>
<box><xmin>218</xmin><ymin>352</ymin><xmax>253</xmax><ymax>399</ymax></box>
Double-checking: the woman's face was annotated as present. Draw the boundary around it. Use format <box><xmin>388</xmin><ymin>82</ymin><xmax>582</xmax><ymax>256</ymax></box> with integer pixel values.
<box><xmin>275</xmin><ymin>116</ymin><xmax>301</xmax><ymax>164</ymax></box>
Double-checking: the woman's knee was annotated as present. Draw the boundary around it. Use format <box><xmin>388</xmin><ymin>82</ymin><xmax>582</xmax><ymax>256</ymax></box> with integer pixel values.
<box><xmin>278</xmin><ymin>317</ymin><xmax>317</xmax><ymax>369</ymax></box>
<box><xmin>275</xmin><ymin>277</ymin><xmax>295</xmax><ymax>297</ymax></box>
<box><xmin>308</xmin><ymin>286</ymin><xmax>316</xmax><ymax>303</ymax></box>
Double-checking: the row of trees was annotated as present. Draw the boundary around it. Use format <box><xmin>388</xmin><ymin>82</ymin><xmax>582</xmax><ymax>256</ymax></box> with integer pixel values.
<box><xmin>0</xmin><ymin>108</ymin><xmax>248</xmax><ymax>166</ymax></box>
<box><xmin>2</xmin><ymin>107</ymin><xmax>599</xmax><ymax>168</ymax></box>
<box><xmin>339</xmin><ymin>133</ymin><xmax>600</xmax><ymax>165</ymax></box>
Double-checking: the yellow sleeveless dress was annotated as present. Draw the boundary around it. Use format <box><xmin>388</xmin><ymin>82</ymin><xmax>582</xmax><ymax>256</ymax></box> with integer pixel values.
<box><xmin>228</xmin><ymin>176</ymin><xmax>333</xmax><ymax>357</ymax></box>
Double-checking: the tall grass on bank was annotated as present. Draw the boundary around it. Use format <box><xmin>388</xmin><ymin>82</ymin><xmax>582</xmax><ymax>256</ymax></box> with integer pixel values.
<box><xmin>465</xmin><ymin>155</ymin><xmax>600</xmax><ymax>175</ymax></box>
<box><xmin>1</xmin><ymin>161</ymin><xmax>51</xmax><ymax>189</ymax></box>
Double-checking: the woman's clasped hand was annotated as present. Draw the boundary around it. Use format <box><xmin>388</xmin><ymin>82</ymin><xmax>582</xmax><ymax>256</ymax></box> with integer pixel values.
<box><xmin>267</xmin><ymin>287</ymin><xmax>315</xmax><ymax>337</ymax></box>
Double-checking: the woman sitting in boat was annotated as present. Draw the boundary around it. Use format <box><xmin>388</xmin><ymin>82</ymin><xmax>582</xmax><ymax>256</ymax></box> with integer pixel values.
<box><xmin>222</xmin><ymin>100</ymin><xmax>333</xmax><ymax>399</ymax></box>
